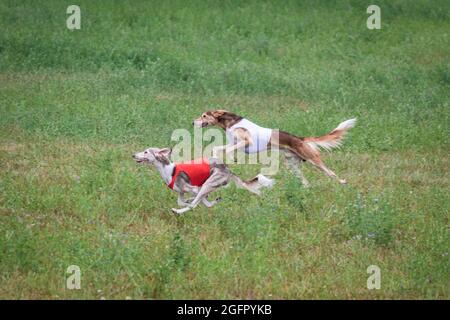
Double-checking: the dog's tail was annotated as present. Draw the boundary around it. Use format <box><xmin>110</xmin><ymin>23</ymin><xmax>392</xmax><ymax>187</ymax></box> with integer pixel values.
<box><xmin>304</xmin><ymin>118</ymin><xmax>356</xmax><ymax>152</ymax></box>
<box><xmin>231</xmin><ymin>173</ymin><xmax>275</xmax><ymax>195</ymax></box>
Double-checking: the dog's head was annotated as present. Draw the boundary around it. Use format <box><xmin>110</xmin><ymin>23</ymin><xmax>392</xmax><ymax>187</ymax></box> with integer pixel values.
<box><xmin>132</xmin><ymin>147</ymin><xmax>172</xmax><ymax>165</ymax></box>
<box><xmin>193</xmin><ymin>110</ymin><xmax>242</xmax><ymax>129</ymax></box>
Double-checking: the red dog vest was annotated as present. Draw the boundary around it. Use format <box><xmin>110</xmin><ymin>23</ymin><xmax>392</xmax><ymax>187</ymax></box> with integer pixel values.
<box><xmin>167</xmin><ymin>158</ymin><xmax>211</xmax><ymax>190</ymax></box>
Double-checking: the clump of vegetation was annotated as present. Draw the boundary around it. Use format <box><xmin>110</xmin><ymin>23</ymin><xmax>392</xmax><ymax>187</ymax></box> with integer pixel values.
<box><xmin>344</xmin><ymin>193</ymin><xmax>396</xmax><ymax>246</ymax></box>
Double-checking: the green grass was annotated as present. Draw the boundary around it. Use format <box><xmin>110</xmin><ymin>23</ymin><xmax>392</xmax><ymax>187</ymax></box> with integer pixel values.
<box><xmin>0</xmin><ymin>0</ymin><xmax>449</xmax><ymax>299</ymax></box>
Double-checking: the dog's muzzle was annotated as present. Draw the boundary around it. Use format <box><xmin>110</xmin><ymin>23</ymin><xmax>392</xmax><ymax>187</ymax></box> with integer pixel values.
<box><xmin>132</xmin><ymin>154</ymin><xmax>145</xmax><ymax>163</ymax></box>
<box><xmin>193</xmin><ymin>120</ymin><xmax>208</xmax><ymax>128</ymax></box>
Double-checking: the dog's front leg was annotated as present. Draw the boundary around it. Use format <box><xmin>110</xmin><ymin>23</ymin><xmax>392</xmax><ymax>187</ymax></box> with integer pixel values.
<box><xmin>224</xmin><ymin>141</ymin><xmax>247</xmax><ymax>154</ymax></box>
<box><xmin>172</xmin><ymin>190</ymin><xmax>198</xmax><ymax>214</ymax></box>
<box><xmin>223</xmin><ymin>141</ymin><xmax>247</xmax><ymax>162</ymax></box>
<box><xmin>283</xmin><ymin>150</ymin><xmax>309</xmax><ymax>187</ymax></box>
<box><xmin>212</xmin><ymin>144</ymin><xmax>229</xmax><ymax>158</ymax></box>
<box><xmin>213</xmin><ymin>141</ymin><xmax>247</xmax><ymax>161</ymax></box>
<box><xmin>177</xmin><ymin>193</ymin><xmax>191</xmax><ymax>207</ymax></box>
<box><xmin>171</xmin><ymin>206</ymin><xmax>193</xmax><ymax>215</ymax></box>
<box><xmin>172</xmin><ymin>172</ymin><xmax>227</xmax><ymax>215</ymax></box>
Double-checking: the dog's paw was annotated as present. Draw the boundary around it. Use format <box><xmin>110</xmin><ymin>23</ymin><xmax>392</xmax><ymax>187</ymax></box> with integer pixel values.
<box><xmin>171</xmin><ymin>208</ymin><xmax>184</xmax><ymax>215</ymax></box>
<box><xmin>339</xmin><ymin>179</ymin><xmax>347</xmax><ymax>185</ymax></box>
<box><xmin>256</xmin><ymin>174</ymin><xmax>275</xmax><ymax>188</ymax></box>
<box><xmin>172</xmin><ymin>207</ymin><xmax>190</xmax><ymax>215</ymax></box>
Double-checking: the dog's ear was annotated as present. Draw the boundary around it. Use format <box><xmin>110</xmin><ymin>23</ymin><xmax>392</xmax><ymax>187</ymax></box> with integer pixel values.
<box><xmin>211</xmin><ymin>110</ymin><xmax>227</xmax><ymax>118</ymax></box>
<box><xmin>155</xmin><ymin>148</ymin><xmax>171</xmax><ymax>164</ymax></box>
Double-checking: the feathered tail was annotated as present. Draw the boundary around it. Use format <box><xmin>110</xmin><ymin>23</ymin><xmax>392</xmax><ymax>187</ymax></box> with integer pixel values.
<box><xmin>304</xmin><ymin>119</ymin><xmax>356</xmax><ymax>151</ymax></box>
<box><xmin>232</xmin><ymin>173</ymin><xmax>275</xmax><ymax>195</ymax></box>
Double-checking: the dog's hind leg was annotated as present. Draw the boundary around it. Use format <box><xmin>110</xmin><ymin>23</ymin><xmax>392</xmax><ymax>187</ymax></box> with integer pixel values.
<box><xmin>286</xmin><ymin>142</ymin><xmax>347</xmax><ymax>185</ymax></box>
<box><xmin>202</xmin><ymin>196</ymin><xmax>222</xmax><ymax>208</ymax></box>
<box><xmin>307</xmin><ymin>157</ymin><xmax>347</xmax><ymax>184</ymax></box>
<box><xmin>230</xmin><ymin>173</ymin><xmax>274</xmax><ymax>195</ymax></box>
<box><xmin>283</xmin><ymin>150</ymin><xmax>309</xmax><ymax>187</ymax></box>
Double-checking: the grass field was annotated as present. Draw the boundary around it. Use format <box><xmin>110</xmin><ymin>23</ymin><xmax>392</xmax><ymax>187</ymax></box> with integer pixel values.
<box><xmin>0</xmin><ymin>0</ymin><xmax>449</xmax><ymax>299</ymax></box>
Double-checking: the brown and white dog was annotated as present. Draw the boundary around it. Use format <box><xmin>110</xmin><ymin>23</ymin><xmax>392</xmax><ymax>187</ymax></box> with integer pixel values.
<box><xmin>193</xmin><ymin>110</ymin><xmax>356</xmax><ymax>186</ymax></box>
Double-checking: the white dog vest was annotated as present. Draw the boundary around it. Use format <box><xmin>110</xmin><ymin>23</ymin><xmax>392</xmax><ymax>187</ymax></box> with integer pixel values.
<box><xmin>226</xmin><ymin>118</ymin><xmax>272</xmax><ymax>154</ymax></box>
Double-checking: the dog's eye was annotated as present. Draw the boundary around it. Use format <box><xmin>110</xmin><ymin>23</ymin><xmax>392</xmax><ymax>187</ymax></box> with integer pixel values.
<box><xmin>144</xmin><ymin>151</ymin><xmax>148</xmax><ymax>154</ymax></box>
<box><xmin>202</xmin><ymin>115</ymin><xmax>206</xmax><ymax>118</ymax></box>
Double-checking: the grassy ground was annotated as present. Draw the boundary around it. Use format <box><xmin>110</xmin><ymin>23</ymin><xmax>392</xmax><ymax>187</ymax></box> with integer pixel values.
<box><xmin>0</xmin><ymin>0</ymin><xmax>449</xmax><ymax>299</ymax></box>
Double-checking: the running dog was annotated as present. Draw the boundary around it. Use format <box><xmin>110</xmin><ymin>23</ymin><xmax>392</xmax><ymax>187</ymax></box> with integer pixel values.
<box><xmin>132</xmin><ymin>147</ymin><xmax>274</xmax><ymax>214</ymax></box>
<box><xmin>193</xmin><ymin>110</ymin><xmax>356</xmax><ymax>186</ymax></box>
